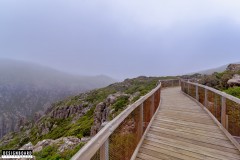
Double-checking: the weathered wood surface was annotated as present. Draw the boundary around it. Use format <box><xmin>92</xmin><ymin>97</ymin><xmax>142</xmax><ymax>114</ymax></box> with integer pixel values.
<box><xmin>135</xmin><ymin>87</ymin><xmax>240</xmax><ymax>160</ymax></box>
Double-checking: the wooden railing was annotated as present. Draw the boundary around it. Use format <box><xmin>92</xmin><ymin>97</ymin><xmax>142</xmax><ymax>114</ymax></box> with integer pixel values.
<box><xmin>71</xmin><ymin>79</ymin><xmax>180</xmax><ymax>160</ymax></box>
<box><xmin>161</xmin><ymin>79</ymin><xmax>181</xmax><ymax>87</ymax></box>
<box><xmin>181</xmin><ymin>80</ymin><xmax>240</xmax><ymax>142</ymax></box>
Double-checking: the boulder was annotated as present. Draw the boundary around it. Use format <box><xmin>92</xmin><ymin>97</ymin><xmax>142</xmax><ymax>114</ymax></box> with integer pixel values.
<box><xmin>227</xmin><ymin>64</ymin><xmax>240</xmax><ymax>72</ymax></box>
<box><xmin>34</xmin><ymin>139</ymin><xmax>54</xmax><ymax>152</ymax></box>
<box><xmin>57</xmin><ymin>137</ymin><xmax>81</xmax><ymax>153</ymax></box>
<box><xmin>19</xmin><ymin>136</ymin><xmax>82</xmax><ymax>154</ymax></box>
<box><xmin>19</xmin><ymin>142</ymin><xmax>34</xmax><ymax>150</ymax></box>
<box><xmin>227</xmin><ymin>74</ymin><xmax>240</xmax><ymax>86</ymax></box>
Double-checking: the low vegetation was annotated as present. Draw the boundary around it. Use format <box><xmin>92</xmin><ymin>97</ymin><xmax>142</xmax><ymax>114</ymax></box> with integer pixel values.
<box><xmin>224</xmin><ymin>87</ymin><xmax>240</xmax><ymax>99</ymax></box>
<box><xmin>0</xmin><ymin>76</ymin><xmax>178</xmax><ymax>159</ymax></box>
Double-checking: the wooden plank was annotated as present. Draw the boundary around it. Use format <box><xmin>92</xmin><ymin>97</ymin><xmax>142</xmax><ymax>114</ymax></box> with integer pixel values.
<box><xmin>155</xmin><ymin>116</ymin><xmax>216</xmax><ymax>126</ymax></box>
<box><xmin>148</xmin><ymin>128</ymin><xmax>235</xmax><ymax>149</ymax></box>
<box><xmin>141</xmin><ymin>144</ymin><xmax>200</xmax><ymax>160</ymax></box>
<box><xmin>148</xmin><ymin>127</ymin><xmax>240</xmax><ymax>155</ymax></box>
<box><xmin>156</xmin><ymin>110</ymin><xmax>207</xmax><ymax>116</ymax></box>
<box><xmin>145</xmin><ymin>135</ymin><xmax>240</xmax><ymax>160</ymax></box>
<box><xmin>139</xmin><ymin>149</ymin><xmax>179</xmax><ymax>160</ymax></box>
<box><xmin>143</xmin><ymin>140</ymin><xmax>216</xmax><ymax>160</ymax></box>
<box><xmin>152</xmin><ymin>121</ymin><xmax>222</xmax><ymax>134</ymax></box>
<box><xmin>159</xmin><ymin>108</ymin><xmax>205</xmax><ymax>113</ymax></box>
<box><xmin>156</xmin><ymin>114</ymin><xmax>214</xmax><ymax>121</ymax></box>
<box><xmin>150</xmin><ymin>124</ymin><xmax>227</xmax><ymax>140</ymax></box>
<box><xmin>143</xmin><ymin>140</ymin><xmax>220</xmax><ymax>160</ymax></box>
<box><xmin>154</xmin><ymin>118</ymin><xmax>219</xmax><ymax>130</ymax></box>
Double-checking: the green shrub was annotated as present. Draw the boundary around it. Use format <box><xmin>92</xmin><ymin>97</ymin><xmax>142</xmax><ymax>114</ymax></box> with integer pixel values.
<box><xmin>112</xmin><ymin>96</ymin><xmax>129</xmax><ymax>112</ymax></box>
<box><xmin>34</xmin><ymin>145</ymin><xmax>61</xmax><ymax>160</ymax></box>
<box><xmin>224</xmin><ymin>87</ymin><xmax>240</xmax><ymax>99</ymax></box>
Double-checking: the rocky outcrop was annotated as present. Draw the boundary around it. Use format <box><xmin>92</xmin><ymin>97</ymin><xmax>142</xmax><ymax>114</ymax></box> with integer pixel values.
<box><xmin>36</xmin><ymin>103</ymin><xmax>92</xmax><ymax>136</ymax></box>
<box><xmin>20</xmin><ymin>136</ymin><xmax>87</xmax><ymax>153</ymax></box>
<box><xmin>227</xmin><ymin>74</ymin><xmax>240</xmax><ymax>86</ymax></box>
<box><xmin>0</xmin><ymin>113</ymin><xmax>29</xmax><ymax>139</ymax></box>
<box><xmin>48</xmin><ymin>103</ymin><xmax>91</xmax><ymax>119</ymax></box>
<box><xmin>90</xmin><ymin>102</ymin><xmax>109</xmax><ymax>136</ymax></box>
<box><xmin>91</xmin><ymin>92</ymin><xmax>122</xmax><ymax>136</ymax></box>
<box><xmin>227</xmin><ymin>64</ymin><xmax>240</xmax><ymax>72</ymax></box>
<box><xmin>90</xmin><ymin>92</ymin><xmax>131</xmax><ymax>136</ymax></box>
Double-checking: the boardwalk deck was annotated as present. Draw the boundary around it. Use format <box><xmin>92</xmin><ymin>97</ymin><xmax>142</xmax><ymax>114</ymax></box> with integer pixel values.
<box><xmin>135</xmin><ymin>87</ymin><xmax>240</xmax><ymax>160</ymax></box>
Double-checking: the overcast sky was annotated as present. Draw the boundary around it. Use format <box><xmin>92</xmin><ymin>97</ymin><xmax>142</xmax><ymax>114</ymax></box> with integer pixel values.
<box><xmin>0</xmin><ymin>0</ymin><xmax>240</xmax><ymax>79</ymax></box>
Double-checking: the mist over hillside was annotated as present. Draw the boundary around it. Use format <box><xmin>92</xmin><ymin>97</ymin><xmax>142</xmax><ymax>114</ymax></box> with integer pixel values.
<box><xmin>192</xmin><ymin>62</ymin><xmax>240</xmax><ymax>75</ymax></box>
<box><xmin>0</xmin><ymin>59</ymin><xmax>116</xmax><ymax>138</ymax></box>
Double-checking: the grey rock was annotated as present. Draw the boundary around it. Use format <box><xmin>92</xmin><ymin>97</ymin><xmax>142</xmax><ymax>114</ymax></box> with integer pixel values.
<box><xmin>34</xmin><ymin>139</ymin><xmax>53</xmax><ymax>152</ymax></box>
<box><xmin>227</xmin><ymin>64</ymin><xmax>240</xmax><ymax>72</ymax></box>
<box><xmin>19</xmin><ymin>136</ymin><xmax>81</xmax><ymax>154</ymax></box>
<box><xmin>19</xmin><ymin>142</ymin><xmax>34</xmax><ymax>150</ymax></box>
<box><xmin>227</xmin><ymin>74</ymin><xmax>240</xmax><ymax>86</ymax></box>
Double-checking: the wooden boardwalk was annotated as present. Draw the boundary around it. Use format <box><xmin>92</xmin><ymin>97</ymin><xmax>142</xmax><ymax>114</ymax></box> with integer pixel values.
<box><xmin>135</xmin><ymin>87</ymin><xmax>240</xmax><ymax>160</ymax></box>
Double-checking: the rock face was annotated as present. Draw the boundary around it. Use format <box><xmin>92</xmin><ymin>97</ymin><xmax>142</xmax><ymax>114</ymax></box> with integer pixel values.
<box><xmin>90</xmin><ymin>92</ymin><xmax>129</xmax><ymax>136</ymax></box>
<box><xmin>227</xmin><ymin>64</ymin><xmax>240</xmax><ymax>72</ymax></box>
<box><xmin>227</xmin><ymin>74</ymin><xmax>240</xmax><ymax>86</ymax></box>
<box><xmin>0</xmin><ymin>113</ymin><xmax>28</xmax><ymax>139</ymax></box>
<box><xmin>20</xmin><ymin>136</ymin><xmax>85</xmax><ymax>153</ymax></box>
<box><xmin>90</xmin><ymin>102</ymin><xmax>109</xmax><ymax>136</ymax></box>
<box><xmin>49</xmin><ymin>103</ymin><xmax>91</xmax><ymax>119</ymax></box>
<box><xmin>38</xmin><ymin>104</ymin><xmax>91</xmax><ymax>136</ymax></box>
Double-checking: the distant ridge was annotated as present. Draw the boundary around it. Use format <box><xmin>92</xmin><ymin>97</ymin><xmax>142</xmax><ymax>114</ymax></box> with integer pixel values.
<box><xmin>0</xmin><ymin>59</ymin><xmax>116</xmax><ymax>139</ymax></box>
<box><xmin>194</xmin><ymin>62</ymin><xmax>240</xmax><ymax>75</ymax></box>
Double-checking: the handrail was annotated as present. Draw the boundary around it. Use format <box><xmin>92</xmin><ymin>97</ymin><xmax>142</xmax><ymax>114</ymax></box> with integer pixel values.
<box><xmin>181</xmin><ymin>80</ymin><xmax>240</xmax><ymax>142</ymax></box>
<box><xmin>185</xmin><ymin>81</ymin><xmax>240</xmax><ymax>104</ymax></box>
<box><xmin>71</xmin><ymin>82</ymin><xmax>161</xmax><ymax>160</ymax></box>
<box><xmin>71</xmin><ymin>79</ymin><xmax>180</xmax><ymax>160</ymax></box>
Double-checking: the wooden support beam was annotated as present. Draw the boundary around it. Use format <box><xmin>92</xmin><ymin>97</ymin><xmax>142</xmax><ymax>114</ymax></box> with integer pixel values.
<box><xmin>138</xmin><ymin>103</ymin><xmax>143</xmax><ymax>141</ymax></box>
<box><xmin>196</xmin><ymin>85</ymin><xmax>199</xmax><ymax>101</ymax></box>
<box><xmin>204</xmin><ymin>88</ymin><xmax>208</xmax><ymax>107</ymax></box>
<box><xmin>226</xmin><ymin>115</ymin><xmax>229</xmax><ymax>131</ymax></box>
<box><xmin>221</xmin><ymin>96</ymin><xmax>226</xmax><ymax>128</ymax></box>
<box><xmin>150</xmin><ymin>95</ymin><xmax>154</xmax><ymax>118</ymax></box>
<box><xmin>100</xmin><ymin>139</ymin><xmax>109</xmax><ymax>160</ymax></box>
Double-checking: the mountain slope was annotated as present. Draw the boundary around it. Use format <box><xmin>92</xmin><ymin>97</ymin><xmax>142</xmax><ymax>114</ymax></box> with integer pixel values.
<box><xmin>0</xmin><ymin>76</ymin><xmax>177</xmax><ymax>159</ymax></box>
<box><xmin>193</xmin><ymin>62</ymin><xmax>240</xmax><ymax>75</ymax></box>
<box><xmin>0</xmin><ymin>59</ymin><xmax>116</xmax><ymax>139</ymax></box>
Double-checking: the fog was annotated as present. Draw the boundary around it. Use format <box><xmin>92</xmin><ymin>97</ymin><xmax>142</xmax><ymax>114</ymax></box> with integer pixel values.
<box><xmin>0</xmin><ymin>0</ymin><xmax>240</xmax><ymax>79</ymax></box>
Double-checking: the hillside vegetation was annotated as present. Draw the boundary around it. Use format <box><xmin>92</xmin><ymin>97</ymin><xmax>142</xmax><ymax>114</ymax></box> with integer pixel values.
<box><xmin>192</xmin><ymin>64</ymin><xmax>240</xmax><ymax>98</ymax></box>
<box><xmin>0</xmin><ymin>76</ymin><xmax>177</xmax><ymax>160</ymax></box>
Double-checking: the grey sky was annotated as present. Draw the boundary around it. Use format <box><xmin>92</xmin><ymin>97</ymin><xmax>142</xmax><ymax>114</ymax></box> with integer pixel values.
<box><xmin>0</xmin><ymin>0</ymin><xmax>240</xmax><ymax>79</ymax></box>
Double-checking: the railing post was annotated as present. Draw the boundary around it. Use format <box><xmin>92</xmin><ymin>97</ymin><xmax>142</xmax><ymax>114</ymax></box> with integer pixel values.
<box><xmin>172</xmin><ymin>80</ymin><xmax>174</xmax><ymax>87</ymax></box>
<box><xmin>221</xmin><ymin>96</ymin><xmax>226</xmax><ymax>128</ymax></box>
<box><xmin>138</xmin><ymin>103</ymin><xmax>143</xmax><ymax>139</ymax></box>
<box><xmin>204</xmin><ymin>88</ymin><xmax>208</xmax><ymax>107</ymax></box>
<box><xmin>196</xmin><ymin>85</ymin><xmax>199</xmax><ymax>101</ymax></box>
<box><xmin>179</xmin><ymin>80</ymin><xmax>181</xmax><ymax>86</ymax></box>
<box><xmin>150</xmin><ymin>95</ymin><xmax>154</xmax><ymax>118</ymax></box>
<box><xmin>100</xmin><ymin>139</ymin><xmax>109</xmax><ymax>160</ymax></box>
<box><xmin>187</xmin><ymin>83</ymin><xmax>190</xmax><ymax>94</ymax></box>
<box><xmin>226</xmin><ymin>115</ymin><xmax>229</xmax><ymax>131</ymax></box>
<box><xmin>183</xmin><ymin>82</ymin><xmax>186</xmax><ymax>93</ymax></box>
